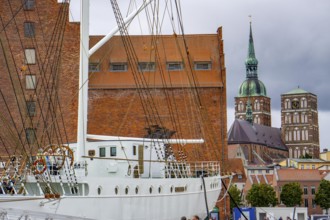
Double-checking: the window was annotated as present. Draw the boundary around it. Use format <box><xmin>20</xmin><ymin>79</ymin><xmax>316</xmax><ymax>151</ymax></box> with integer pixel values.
<box><xmin>311</xmin><ymin>186</ymin><xmax>315</xmax><ymax>194</ymax></box>
<box><xmin>285</xmin><ymin>99</ymin><xmax>291</xmax><ymax>109</ymax></box>
<box><xmin>254</xmin><ymin>100</ymin><xmax>260</xmax><ymax>111</ymax></box>
<box><xmin>285</xmin><ymin>113</ymin><xmax>291</xmax><ymax>124</ymax></box>
<box><xmin>26</xmin><ymin>128</ymin><xmax>36</xmax><ymax>144</ymax></box>
<box><xmin>138</xmin><ymin>62</ymin><xmax>155</xmax><ymax>72</ymax></box>
<box><xmin>237</xmin><ymin>174</ymin><xmax>242</xmax><ymax>179</ymax></box>
<box><xmin>251</xmin><ymin>170</ymin><xmax>255</xmax><ymax>174</ymax></box>
<box><xmin>24</xmin><ymin>22</ymin><xmax>35</xmax><ymax>37</ymax></box>
<box><xmin>301</xmin><ymin>98</ymin><xmax>307</xmax><ymax>108</ymax></box>
<box><xmin>110</xmin><ymin>62</ymin><xmax>127</xmax><ymax>72</ymax></box>
<box><xmin>303</xmin><ymin>186</ymin><xmax>308</xmax><ymax>195</ymax></box>
<box><xmin>266</xmin><ymin>169</ymin><xmax>270</xmax><ymax>173</ymax></box>
<box><xmin>238</xmin><ymin>101</ymin><xmax>244</xmax><ymax>112</ymax></box>
<box><xmin>23</xmin><ymin>0</ymin><xmax>35</xmax><ymax>10</ymax></box>
<box><xmin>133</xmin><ymin>145</ymin><xmax>136</xmax><ymax>156</ymax></box>
<box><xmin>167</xmin><ymin>62</ymin><xmax>183</xmax><ymax>71</ymax></box>
<box><xmin>301</xmin><ymin>165</ymin><xmax>304</xmax><ymax>170</ymax></box>
<box><xmin>312</xmin><ymin>165</ymin><xmax>315</xmax><ymax>170</ymax></box>
<box><xmin>312</xmin><ymin>199</ymin><xmax>316</xmax><ymax>208</ymax></box>
<box><xmin>26</xmin><ymin>75</ymin><xmax>36</xmax><ymax>89</ymax></box>
<box><xmin>194</xmin><ymin>62</ymin><xmax>211</xmax><ymax>70</ymax></box>
<box><xmin>26</xmin><ymin>101</ymin><xmax>36</xmax><ymax>116</ymax></box>
<box><xmin>25</xmin><ymin>48</ymin><xmax>36</xmax><ymax>64</ymax></box>
<box><xmin>110</xmin><ymin>147</ymin><xmax>117</xmax><ymax>156</ymax></box>
<box><xmin>293</xmin><ymin>113</ymin><xmax>300</xmax><ymax>123</ymax></box>
<box><xmin>99</xmin><ymin>147</ymin><xmax>106</xmax><ymax>157</ymax></box>
<box><xmin>304</xmin><ymin>199</ymin><xmax>309</xmax><ymax>207</ymax></box>
<box><xmin>89</xmin><ymin>63</ymin><xmax>100</xmax><ymax>72</ymax></box>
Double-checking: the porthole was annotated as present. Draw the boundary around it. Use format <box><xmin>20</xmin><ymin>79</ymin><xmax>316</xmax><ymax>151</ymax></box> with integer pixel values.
<box><xmin>97</xmin><ymin>186</ymin><xmax>102</xmax><ymax>195</ymax></box>
<box><xmin>158</xmin><ymin>186</ymin><xmax>162</xmax><ymax>194</ymax></box>
<box><xmin>115</xmin><ymin>186</ymin><xmax>119</xmax><ymax>195</ymax></box>
<box><xmin>149</xmin><ymin>186</ymin><xmax>153</xmax><ymax>194</ymax></box>
<box><xmin>125</xmin><ymin>186</ymin><xmax>129</xmax><ymax>195</ymax></box>
<box><xmin>135</xmin><ymin>186</ymin><xmax>139</xmax><ymax>194</ymax></box>
<box><xmin>170</xmin><ymin>186</ymin><xmax>174</xmax><ymax>193</ymax></box>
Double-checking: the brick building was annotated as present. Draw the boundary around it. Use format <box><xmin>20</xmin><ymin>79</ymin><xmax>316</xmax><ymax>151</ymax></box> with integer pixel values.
<box><xmin>88</xmin><ymin>31</ymin><xmax>228</xmax><ymax>163</ymax></box>
<box><xmin>0</xmin><ymin>0</ymin><xmax>80</xmax><ymax>155</ymax></box>
<box><xmin>281</xmin><ymin>87</ymin><xmax>320</xmax><ymax>158</ymax></box>
<box><xmin>274</xmin><ymin>169</ymin><xmax>323</xmax><ymax>215</ymax></box>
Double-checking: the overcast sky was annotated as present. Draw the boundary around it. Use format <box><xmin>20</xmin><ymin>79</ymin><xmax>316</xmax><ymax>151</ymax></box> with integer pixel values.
<box><xmin>70</xmin><ymin>0</ymin><xmax>330</xmax><ymax>150</ymax></box>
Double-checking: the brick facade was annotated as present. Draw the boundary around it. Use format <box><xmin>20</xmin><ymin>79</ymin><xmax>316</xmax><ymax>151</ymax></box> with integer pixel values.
<box><xmin>281</xmin><ymin>90</ymin><xmax>320</xmax><ymax>158</ymax></box>
<box><xmin>0</xmin><ymin>0</ymin><xmax>79</xmax><ymax>155</ymax></box>
<box><xmin>235</xmin><ymin>96</ymin><xmax>271</xmax><ymax>126</ymax></box>
<box><xmin>88</xmin><ymin>29</ymin><xmax>228</xmax><ymax>164</ymax></box>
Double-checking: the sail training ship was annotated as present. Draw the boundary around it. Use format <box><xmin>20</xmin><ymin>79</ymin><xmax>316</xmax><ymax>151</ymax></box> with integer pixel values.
<box><xmin>0</xmin><ymin>0</ymin><xmax>227</xmax><ymax>219</ymax></box>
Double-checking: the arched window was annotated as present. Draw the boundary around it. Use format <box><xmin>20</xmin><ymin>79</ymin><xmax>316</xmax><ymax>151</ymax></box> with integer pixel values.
<box><xmin>285</xmin><ymin>113</ymin><xmax>291</xmax><ymax>124</ymax></box>
<box><xmin>304</xmin><ymin>114</ymin><xmax>308</xmax><ymax>123</ymax></box>
<box><xmin>301</xmin><ymin>98</ymin><xmax>307</xmax><ymax>108</ymax></box>
<box><xmin>253</xmin><ymin>115</ymin><xmax>260</xmax><ymax>124</ymax></box>
<box><xmin>238</xmin><ymin>101</ymin><xmax>244</xmax><ymax>112</ymax></box>
<box><xmin>301</xmin><ymin>113</ymin><xmax>305</xmax><ymax>123</ymax></box>
<box><xmin>285</xmin><ymin>99</ymin><xmax>291</xmax><ymax>109</ymax></box>
<box><xmin>288</xmin><ymin>131</ymin><xmax>292</xmax><ymax>141</ymax></box>
<box><xmin>293</xmin><ymin>113</ymin><xmax>299</xmax><ymax>123</ymax></box>
<box><xmin>305</xmin><ymin>129</ymin><xmax>309</xmax><ymax>141</ymax></box>
<box><xmin>254</xmin><ymin>100</ymin><xmax>260</xmax><ymax>111</ymax></box>
<box><xmin>285</xmin><ymin>131</ymin><xmax>289</xmax><ymax>141</ymax></box>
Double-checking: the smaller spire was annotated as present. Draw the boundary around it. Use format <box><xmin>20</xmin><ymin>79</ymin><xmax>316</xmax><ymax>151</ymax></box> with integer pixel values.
<box><xmin>246</xmin><ymin>98</ymin><xmax>253</xmax><ymax>124</ymax></box>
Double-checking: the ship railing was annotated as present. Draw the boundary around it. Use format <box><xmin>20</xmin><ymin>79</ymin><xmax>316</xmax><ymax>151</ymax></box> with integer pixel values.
<box><xmin>164</xmin><ymin>161</ymin><xmax>220</xmax><ymax>178</ymax></box>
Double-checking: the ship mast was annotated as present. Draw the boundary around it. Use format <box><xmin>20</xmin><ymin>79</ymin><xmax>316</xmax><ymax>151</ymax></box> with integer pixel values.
<box><xmin>77</xmin><ymin>0</ymin><xmax>89</xmax><ymax>161</ymax></box>
<box><xmin>77</xmin><ymin>0</ymin><xmax>154</xmax><ymax>161</ymax></box>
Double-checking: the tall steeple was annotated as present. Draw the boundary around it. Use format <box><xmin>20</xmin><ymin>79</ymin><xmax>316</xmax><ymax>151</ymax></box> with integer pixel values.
<box><xmin>245</xmin><ymin>21</ymin><xmax>258</xmax><ymax>79</ymax></box>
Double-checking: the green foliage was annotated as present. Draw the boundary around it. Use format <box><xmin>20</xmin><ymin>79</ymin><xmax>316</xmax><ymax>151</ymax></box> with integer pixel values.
<box><xmin>246</xmin><ymin>183</ymin><xmax>278</xmax><ymax>207</ymax></box>
<box><xmin>280</xmin><ymin>182</ymin><xmax>303</xmax><ymax>207</ymax></box>
<box><xmin>229</xmin><ymin>185</ymin><xmax>243</xmax><ymax>212</ymax></box>
<box><xmin>315</xmin><ymin>179</ymin><xmax>330</xmax><ymax>214</ymax></box>
<box><xmin>299</xmin><ymin>153</ymin><xmax>312</xmax><ymax>159</ymax></box>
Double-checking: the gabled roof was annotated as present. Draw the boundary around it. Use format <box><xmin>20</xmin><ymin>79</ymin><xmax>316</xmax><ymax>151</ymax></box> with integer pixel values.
<box><xmin>227</xmin><ymin>158</ymin><xmax>246</xmax><ymax>183</ymax></box>
<box><xmin>228</xmin><ymin>119</ymin><xmax>288</xmax><ymax>151</ymax></box>
<box><xmin>276</xmin><ymin>169</ymin><xmax>322</xmax><ymax>181</ymax></box>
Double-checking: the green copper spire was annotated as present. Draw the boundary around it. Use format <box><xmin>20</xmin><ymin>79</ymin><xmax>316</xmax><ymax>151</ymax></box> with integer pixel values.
<box><xmin>245</xmin><ymin>21</ymin><xmax>258</xmax><ymax>79</ymax></box>
<box><xmin>246</xmin><ymin>98</ymin><xmax>253</xmax><ymax>124</ymax></box>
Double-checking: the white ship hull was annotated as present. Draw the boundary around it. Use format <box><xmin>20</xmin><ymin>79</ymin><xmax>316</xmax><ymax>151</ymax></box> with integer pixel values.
<box><xmin>0</xmin><ymin>176</ymin><xmax>221</xmax><ymax>220</ymax></box>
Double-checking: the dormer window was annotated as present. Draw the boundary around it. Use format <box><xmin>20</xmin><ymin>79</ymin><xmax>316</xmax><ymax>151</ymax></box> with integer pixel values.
<box><xmin>167</xmin><ymin>62</ymin><xmax>183</xmax><ymax>71</ymax></box>
<box><xmin>110</xmin><ymin>62</ymin><xmax>127</xmax><ymax>72</ymax></box>
<box><xmin>138</xmin><ymin>62</ymin><xmax>155</xmax><ymax>72</ymax></box>
<box><xmin>194</xmin><ymin>62</ymin><xmax>211</xmax><ymax>70</ymax></box>
<box><xmin>89</xmin><ymin>63</ymin><xmax>100</xmax><ymax>72</ymax></box>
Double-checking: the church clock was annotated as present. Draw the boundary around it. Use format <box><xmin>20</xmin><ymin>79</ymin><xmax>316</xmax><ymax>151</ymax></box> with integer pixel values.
<box><xmin>292</xmin><ymin>100</ymin><xmax>300</xmax><ymax>109</ymax></box>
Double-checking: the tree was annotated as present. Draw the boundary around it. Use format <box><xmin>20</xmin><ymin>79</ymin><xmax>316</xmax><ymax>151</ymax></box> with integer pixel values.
<box><xmin>280</xmin><ymin>182</ymin><xmax>303</xmax><ymax>207</ymax></box>
<box><xmin>246</xmin><ymin>183</ymin><xmax>278</xmax><ymax>207</ymax></box>
<box><xmin>315</xmin><ymin>179</ymin><xmax>330</xmax><ymax>214</ymax></box>
<box><xmin>299</xmin><ymin>153</ymin><xmax>312</xmax><ymax>159</ymax></box>
<box><xmin>229</xmin><ymin>185</ymin><xmax>243</xmax><ymax>212</ymax></box>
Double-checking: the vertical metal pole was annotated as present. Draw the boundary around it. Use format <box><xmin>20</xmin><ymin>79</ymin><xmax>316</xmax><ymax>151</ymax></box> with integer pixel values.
<box><xmin>77</xmin><ymin>0</ymin><xmax>89</xmax><ymax>161</ymax></box>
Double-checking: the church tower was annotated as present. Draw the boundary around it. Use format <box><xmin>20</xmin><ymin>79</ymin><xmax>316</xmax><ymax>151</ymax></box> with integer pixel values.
<box><xmin>235</xmin><ymin>22</ymin><xmax>271</xmax><ymax>126</ymax></box>
<box><xmin>281</xmin><ymin>87</ymin><xmax>320</xmax><ymax>158</ymax></box>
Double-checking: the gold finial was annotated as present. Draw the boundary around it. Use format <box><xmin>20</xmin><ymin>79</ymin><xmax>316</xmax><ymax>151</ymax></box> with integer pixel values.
<box><xmin>248</xmin><ymin>15</ymin><xmax>252</xmax><ymax>24</ymax></box>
